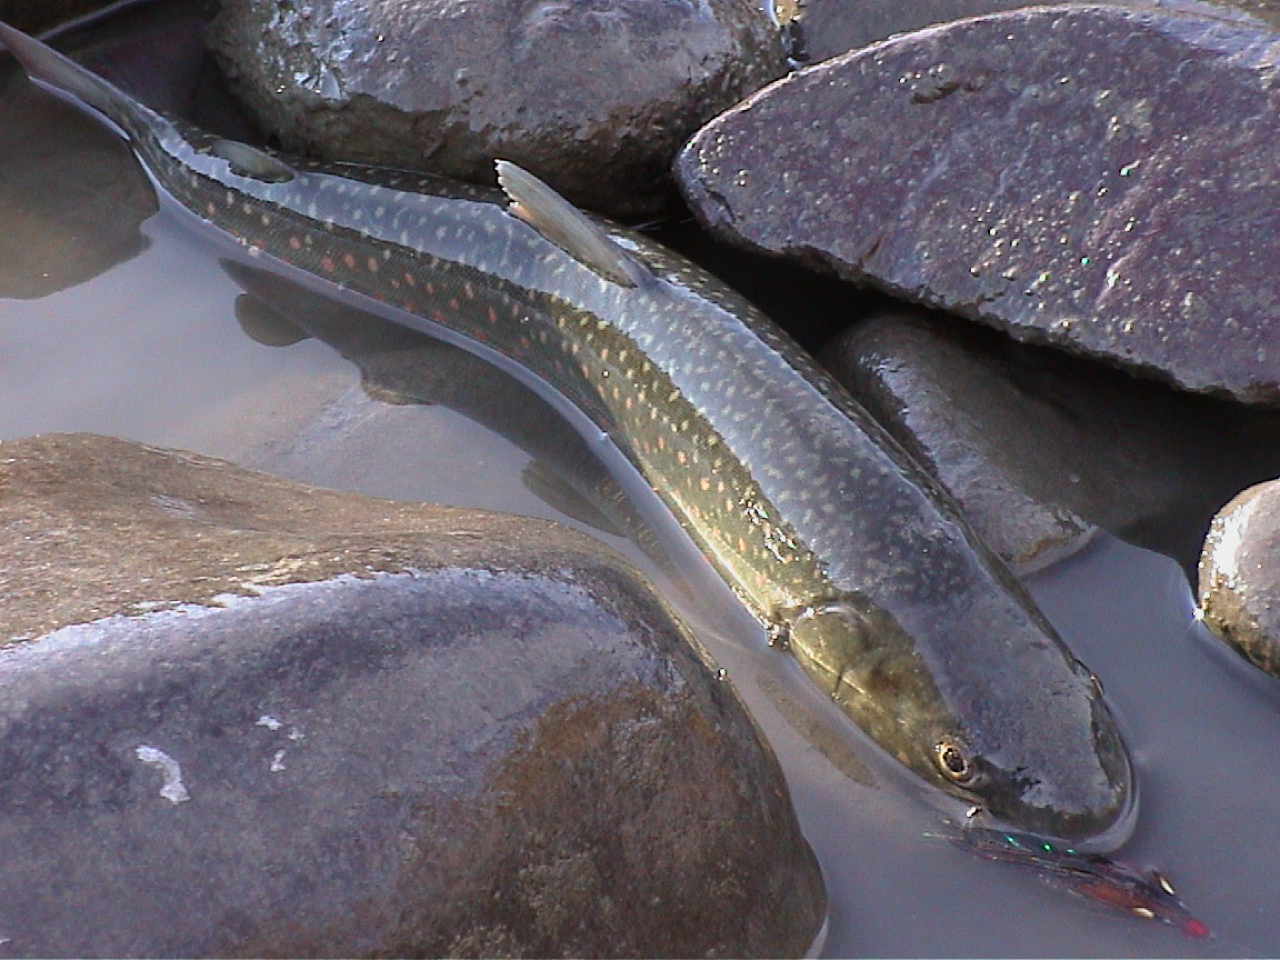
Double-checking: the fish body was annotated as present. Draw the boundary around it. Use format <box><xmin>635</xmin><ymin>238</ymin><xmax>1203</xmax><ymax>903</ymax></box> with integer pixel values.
<box><xmin>0</xmin><ymin>22</ymin><xmax>1133</xmax><ymax>839</ymax></box>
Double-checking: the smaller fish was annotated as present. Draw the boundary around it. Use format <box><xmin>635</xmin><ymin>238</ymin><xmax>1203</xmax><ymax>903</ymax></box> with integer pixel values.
<box><xmin>941</xmin><ymin>824</ymin><xmax>1209</xmax><ymax>939</ymax></box>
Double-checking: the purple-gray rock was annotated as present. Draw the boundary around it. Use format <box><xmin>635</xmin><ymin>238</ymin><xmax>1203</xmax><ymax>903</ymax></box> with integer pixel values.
<box><xmin>0</xmin><ymin>433</ymin><xmax>826</xmax><ymax>958</ymax></box>
<box><xmin>786</xmin><ymin>0</ymin><xmax>1275</xmax><ymax>64</ymax></box>
<box><xmin>822</xmin><ymin>308</ymin><xmax>1280</xmax><ymax>575</ymax></box>
<box><xmin>1199</xmin><ymin>480</ymin><xmax>1280</xmax><ymax>678</ymax></box>
<box><xmin>677</xmin><ymin>4</ymin><xmax>1280</xmax><ymax>404</ymax></box>
<box><xmin>206</xmin><ymin>0</ymin><xmax>786</xmax><ymax>218</ymax></box>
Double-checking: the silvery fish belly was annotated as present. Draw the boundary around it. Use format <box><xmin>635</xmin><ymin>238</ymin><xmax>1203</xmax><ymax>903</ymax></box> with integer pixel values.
<box><xmin>0</xmin><ymin>21</ymin><xmax>1133</xmax><ymax>840</ymax></box>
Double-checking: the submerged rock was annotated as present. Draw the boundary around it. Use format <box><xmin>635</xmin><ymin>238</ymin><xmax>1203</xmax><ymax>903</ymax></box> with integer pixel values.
<box><xmin>0</xmin><ymin>61</ymin><xmax>156</xmax><ymax>299</ymax></box>
<box><xmin>206</xmin><ymin>0</ymin><xmax>786</xmax><ymax>218</ymax></box>
<box><xmin>0</xmin><ymin>433</ymin><xmax>826</xmax><ymax>957</ymax></box>
<box><xmin>1199</xmin><ymin>480</ymin><xmax>1280</xmax><ymax>678</ymax></box>
<box><xmin>677</xmin><ymin>4</ymin><xmax>1280</xmax><ymax>403</ymax></box>
<box><xmin>787</xmin><ymin>0</ymin><xmax>1275</xmax><ymax>63</ymax></box>
<box><xmin>823</xmin><ymin>309</ymin><xmax>1280</xmax><ymax>576</ymax></box>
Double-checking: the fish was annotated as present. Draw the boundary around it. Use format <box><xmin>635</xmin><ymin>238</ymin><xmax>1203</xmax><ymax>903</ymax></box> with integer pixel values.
<box><xmin>944</xmin><ymin>824</ymin><xmax>1210</xmax><ymax>938</ymax></box>
<box><xmin>0</xmin><ymin>20</ymin><xmax>1134</xmax><ymax>839</ymax></box>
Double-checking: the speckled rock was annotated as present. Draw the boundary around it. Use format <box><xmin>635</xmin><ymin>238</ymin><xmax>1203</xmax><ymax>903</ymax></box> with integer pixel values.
<box><xmin>1199</xmin><ymin>480</ymin><xmax>1280</xmax><ymax>678</ymax></box>
<box><xmin>206</xmin><ymin>0</ymin><xmax>786</xmax><ymax>219</ymax></box>
<box><xmin>822</xmin><ymin>309</ymin><xmax>1280</xmax><ymax>575</ymax></box>
<box><xmin>677</xmin><ymin>4</ymin><xmax>1280</xmax><ymax>404</ymax></box>
<box><xmin>787</xmin><ymin>0</ymin><xmax>1275</xmax><ymax>63</ymax></box>
<box><xmin>0</xmin><ymin>433</ymin><xmax>826</xmax><ymax>958</ymax></box>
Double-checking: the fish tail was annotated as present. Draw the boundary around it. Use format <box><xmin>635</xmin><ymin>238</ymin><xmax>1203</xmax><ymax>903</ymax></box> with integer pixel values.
<box><xmin>0</xmin><ymin>20</ymin><xmax>144</xmax><ymax>133</ymax></box>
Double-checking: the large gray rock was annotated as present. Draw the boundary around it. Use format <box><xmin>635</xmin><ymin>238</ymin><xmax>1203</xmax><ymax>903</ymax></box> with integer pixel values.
<box><xmin>0</xmin><ymin>433</ymin><xmax>826</xmax><ymax>957</ymax></box>
<box><xmin>207</xmin><ymin>0</ymin><xmax>786</xmax><ymax>218</ymax></box>
<box><xmin>1199</xmin><ymin>480</ymin><xmax>1280</xmax><ymax>678</ymax></box>
<box><xmin>677</xmin><ymin>4</ymin><xmax>1280</xmax><ymax>403</ymax></box>
<box><xmin>822</xmin><ymin>309</ymin><xmax>1280</xmax><ymax>575</ymax></box>
<box><xmin>786</xmin><ymin>0</ymin><xmax>1276</xmax><ymax>63</ymax></box>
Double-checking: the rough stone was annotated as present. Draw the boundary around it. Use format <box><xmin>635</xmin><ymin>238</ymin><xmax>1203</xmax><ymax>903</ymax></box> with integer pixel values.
<box><xmin>676</xmin><ymin>4</ymin><xmax>1280</xmax><ymax>404</ymax></box>
<box><xmin>1199</xmin><ymin>480</ymin><xmax>1280</xmax><ymax>678</ymax></box>
<box><xmin>822</xmin><ymin>309</ymin><xmax>1280</xmax><ymax>576</ymax></box>
<box><xmin>206</xmin><ymin>0</ymin><xmax>787</xmax><ymax>219</ymax></box>
<box><xmin>786</xmin><ymin>0</ymin><xmax>1276</xmax><ymax>63</ymax></box>
<box><xmin>0</xmin><ymin>433</ymin><xmax>826</xmax><ymax>957</ymax></box>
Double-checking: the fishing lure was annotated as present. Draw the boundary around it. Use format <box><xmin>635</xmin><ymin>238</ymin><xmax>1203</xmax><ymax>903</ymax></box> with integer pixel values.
<box><xmin>946</xmin><ymin>824</ymin><xmax>1209</xmax><ymax>938</ymax></box>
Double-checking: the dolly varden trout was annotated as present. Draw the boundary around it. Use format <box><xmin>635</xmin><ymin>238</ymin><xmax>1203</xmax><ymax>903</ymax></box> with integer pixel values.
<box><xmin>0</xmin><ymin>22</ymin><xmax>1133</xmax><ymax>840</ymax></box>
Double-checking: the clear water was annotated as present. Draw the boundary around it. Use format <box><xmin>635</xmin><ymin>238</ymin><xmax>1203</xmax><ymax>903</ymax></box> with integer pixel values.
<box><xmin>3</xmin><ymin>37</ymin><xmax>1280</xmax><ymax>959</ymax></box>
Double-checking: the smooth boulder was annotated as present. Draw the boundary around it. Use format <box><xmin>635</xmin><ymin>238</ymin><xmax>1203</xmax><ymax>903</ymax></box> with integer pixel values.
<box><xmin>207</xmin><ymin>0</ymin><xmax>786</xmax><ymax>218</ymax></box>
<box><xmin>677</xmin><ymin>4</ymin><xmax>1280</xmax><ymax>403</ymax></box>
<box><xmin>822</xmin><ymin>309</ymin><xmax>1280</xmax><ymax>575</ymax></box>
<box><xmin>0</xmin><ymin>433</ymin><xmax>827</xmax><ymax>958</ymax></box>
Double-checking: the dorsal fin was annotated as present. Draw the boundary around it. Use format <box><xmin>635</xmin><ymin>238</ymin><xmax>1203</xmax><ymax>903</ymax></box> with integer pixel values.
<box><xmin>495</xmin><ymin>159</ymin><xmax>652</xmax><ymax>289</ymax></box>
<box><xmin>209</xmin><ymin>138</ymin><xmax>295</xmax><ymax>183</ymax></box>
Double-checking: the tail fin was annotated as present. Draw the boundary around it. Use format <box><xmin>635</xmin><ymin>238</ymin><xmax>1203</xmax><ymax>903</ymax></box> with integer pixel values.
<box><xmin>0</xmin><ymin>20</ymin><xmax>141</xmax><ymax>132</ymax></box>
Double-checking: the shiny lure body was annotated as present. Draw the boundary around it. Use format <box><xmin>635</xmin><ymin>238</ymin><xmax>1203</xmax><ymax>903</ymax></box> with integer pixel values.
<box><xmin>946</xmin><ymin>825</ymin><xmax>1209</xmax><ymax>938</ymax></box>
<box><xmin>0</xmin><ymin>22</ymin><xmax>1133</xmax><ymax>839</ymax></box>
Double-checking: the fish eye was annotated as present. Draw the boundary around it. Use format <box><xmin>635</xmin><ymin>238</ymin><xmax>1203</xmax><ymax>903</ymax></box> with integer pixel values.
<box><xmin>935</xmin><ymin>736</ymin><xmax>980</xmax><ymax>785</ymax></box>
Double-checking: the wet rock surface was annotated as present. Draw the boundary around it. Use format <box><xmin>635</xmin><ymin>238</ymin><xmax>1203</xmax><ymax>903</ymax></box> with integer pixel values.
<box><xmin>1199</xmin><ymin>480</ymin><xmax>1280</xmax><ymax>678</ymax></box>
<box><xmin>0</xmin><ymin>433</ymin><xmax>826</xmax><ymax>958</ymax></box>
<box><xmin>206</xmin><ymin>0</ymin><xmax>786</xmax><ymax>218</ymax></box>
<box><xmin>822</xmin><ymin>309</ymin><xmax>1280</xmax><ymax>576</ymax></box>
<box><xmin>788</xmin><ymin>0</ymin><xmax>1276</xmax><ymax>63</ymax></box>
<box><xmin>677</xmin><ymin>4</ymin><xmax>1280</xmax><ymax>403</ymax></box>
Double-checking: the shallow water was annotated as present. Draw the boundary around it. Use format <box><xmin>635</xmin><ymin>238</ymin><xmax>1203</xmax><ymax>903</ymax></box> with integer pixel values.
<box><xmin>3</xmin><ymin>33</ymin><xmax>1280</xmax><ymax>959</ymax></box>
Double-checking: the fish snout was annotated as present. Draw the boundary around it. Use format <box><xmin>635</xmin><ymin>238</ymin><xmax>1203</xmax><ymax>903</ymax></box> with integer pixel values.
<box><xmin>973</xmin><ymin>677</ymin><xmax>1136</xmax><ymax>845</ymax></box>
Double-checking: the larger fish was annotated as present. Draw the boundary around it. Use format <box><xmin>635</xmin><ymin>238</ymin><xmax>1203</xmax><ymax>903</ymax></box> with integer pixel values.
<box><xmin>0</xmin><ymin>22</ymin><xmax>1133</xmax><ymax>839</ymax></box>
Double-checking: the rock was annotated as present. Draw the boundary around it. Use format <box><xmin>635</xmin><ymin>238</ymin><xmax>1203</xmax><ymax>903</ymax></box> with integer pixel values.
<box><xmin>787</xmin><ymin>0</ymin><xmax>1276</xmax><ymax>64</ymax></box>
<box><xmin>0</xmin><ymin>433</ymin><xmax>826</xmax><ymax>957</ymax></box>
<box><xmin>822</xmin><ymin>311</ymin><xmax>1092</xmax><ymax>571</ymax></box>
<box><xmin>206</xmin><ymin>0</ymin><xmax>786</xmax><ymax>219</ymax></box>
<box><xmin>1199</xmin><ymin>480</ymin><xmax>1280</xmax><ymax>678</ymax></box>
<box><xmin>0</xmin><ymin>0</ymin><xmax>122</xmax><ymax>34</ymax></box>
<box><xmin>676</xmin><ymin>4</ymin><xmax>1280</xmax><ymax>404</ymax></box>
<box><xmin>822</xmin><ymin>309</ymin><xmax>1280</xmax><ymax>575</ymax></box>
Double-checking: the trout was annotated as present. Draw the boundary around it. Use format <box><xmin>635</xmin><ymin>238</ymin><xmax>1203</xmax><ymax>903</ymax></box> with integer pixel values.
<box><xmin>0</xmin><ymin>21</ymin><xmax>1133</xmax><ymax>839</ymax></box>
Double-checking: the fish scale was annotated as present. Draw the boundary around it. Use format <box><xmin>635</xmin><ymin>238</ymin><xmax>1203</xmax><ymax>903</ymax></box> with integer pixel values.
<box><xmin>0</xmin><ymin>20</ymin><xmax>1134</xmax><ymax>841</ymax></box>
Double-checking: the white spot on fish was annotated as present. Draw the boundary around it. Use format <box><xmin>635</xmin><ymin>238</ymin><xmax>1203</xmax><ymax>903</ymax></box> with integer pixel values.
<box><xmin>135</xmin><ymin>745</ymin><xmax>191</xmax><ymax>803</ymax></box>
<box><xmin>256</xmin><ymin>714</ymin><xmax>283</xmax><ymax>731</ymax></box>
<box><xmin>270</xmin><ymin>749</ymin><xmax>288</xmax><ymax>772</ymax></box>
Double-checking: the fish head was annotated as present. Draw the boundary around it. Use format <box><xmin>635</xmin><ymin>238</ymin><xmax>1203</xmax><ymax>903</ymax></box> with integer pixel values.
<box><xmin>786</xmin><ymin>597</ymin><xmax>1134</xmax><ymax>844</ymax></box>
